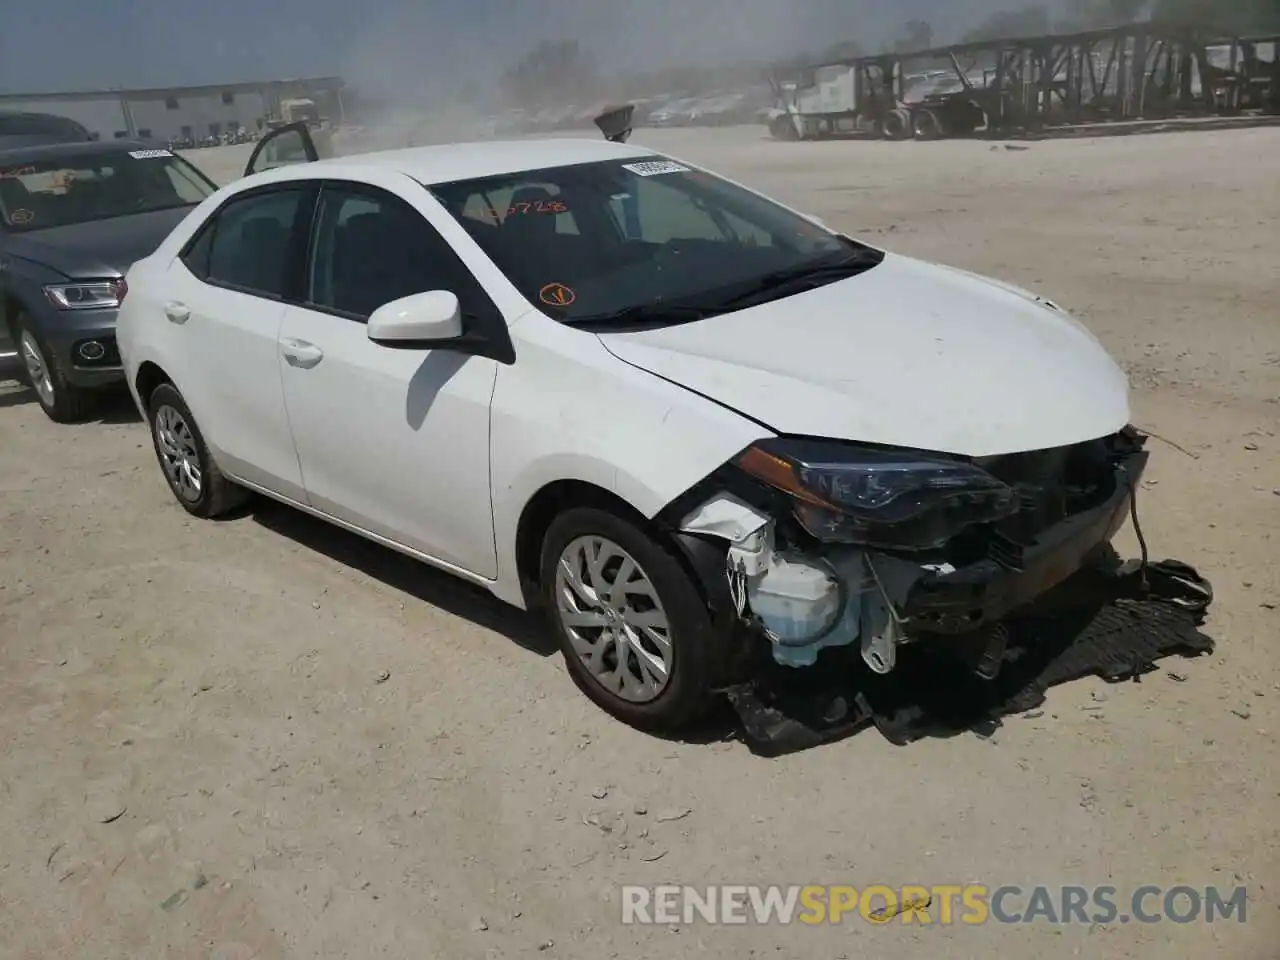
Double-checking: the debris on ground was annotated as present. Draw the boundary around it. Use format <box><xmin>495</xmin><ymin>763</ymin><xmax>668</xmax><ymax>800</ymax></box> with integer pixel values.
<box><xmin>654</xmin><ymin>808</ymin><xmax>692</xmax><ymax>823</ymax></box>
<box><xmin>94</xmin><ymin>804</ymin><xmax>127</xmax><ymax>825</ymax></box>
<box><xmin>728</xmin><ymin>561</ymin><xmax>1215</xmax><ymax>753</ymax></box>
<box><xmin>870</xmin><ymin>892</ymin><xmax>932</xmax><ymax>921</ymax></box>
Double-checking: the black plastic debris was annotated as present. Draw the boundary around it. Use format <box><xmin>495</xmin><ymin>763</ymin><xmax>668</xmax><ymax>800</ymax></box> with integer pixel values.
<box><xmin>727</xmin><ymin>559</ymin><xmax>1215</xmax><ymax>754</ymax></box>
<box><xmin>593</xmin><ymin>104</ymin><xmax>636</xmax><ymax>143</ymax></box>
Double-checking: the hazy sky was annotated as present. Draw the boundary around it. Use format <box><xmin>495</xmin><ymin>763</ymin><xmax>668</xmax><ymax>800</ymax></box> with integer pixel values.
<box><xmin>1</xmin><ymin>0</ymin><xmax>1059</xmax><ymax>96</ymax></box>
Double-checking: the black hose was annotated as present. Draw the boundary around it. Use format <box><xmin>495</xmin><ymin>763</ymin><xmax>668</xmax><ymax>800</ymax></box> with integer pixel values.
<box><xmin>1127</xmin><ymin>478</ymin><xmax>1150</xmax><ymax>593</ymax></box>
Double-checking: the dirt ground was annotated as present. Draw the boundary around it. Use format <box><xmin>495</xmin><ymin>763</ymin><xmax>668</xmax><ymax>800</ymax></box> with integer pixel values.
<box><xmin>1</xmin><ymin>125</ymin><xmax>1277</xmax><ymax>960</ymax></box>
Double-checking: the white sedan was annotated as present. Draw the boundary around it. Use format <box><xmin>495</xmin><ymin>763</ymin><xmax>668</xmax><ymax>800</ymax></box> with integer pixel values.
<box><xmin>117</xmin><ymin>119</ymin><xmax>1146</xmax><ymax>731</ymax></box>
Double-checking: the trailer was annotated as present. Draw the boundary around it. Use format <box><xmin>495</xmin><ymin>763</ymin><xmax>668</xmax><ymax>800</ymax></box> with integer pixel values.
<box><xmin>768</xmin><ymin>22</ymin><xmax>1279</xmax><ymax>141</ymax></box>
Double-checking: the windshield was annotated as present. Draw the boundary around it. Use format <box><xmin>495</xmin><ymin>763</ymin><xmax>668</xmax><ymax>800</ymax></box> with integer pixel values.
<box><xmin>430</xmin><ymin>156</ymin><xmax>876</xmax><ymax>323</ymax></box>
<box><xmin>0</xmin><ymin>148</ymin><xmax>216</xmax><ymax>232</ymax></box>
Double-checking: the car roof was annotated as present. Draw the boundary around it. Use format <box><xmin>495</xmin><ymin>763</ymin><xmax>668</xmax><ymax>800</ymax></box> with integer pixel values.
<box><xmin>0</xmin><ymin>110</ymin><xmax>90</xmax><ymax>136</ymax></box>
<box><xmin>0</xmin><ymin>139</ymin><xmax>168</xmax><ymax>163</ymax></box>
<box><xmin>262</xmin><ymin>137</ymin><xmax>657</xmax><ymax>187</ymax></box>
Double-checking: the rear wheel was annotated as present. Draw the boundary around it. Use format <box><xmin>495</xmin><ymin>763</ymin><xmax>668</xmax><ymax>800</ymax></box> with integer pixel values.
<box><xmin>540</xmin><ymin>507</ymin><xmax>721</xmax><ymax>731</ymax></box>
<box><xmin>15</xmin><ymin>317</ymin><xmax>95</xmax><ymax>423</ymax></box>
<box><xmin>147</xmin><ymin>382</ymin><xmax>248</xmax><ymax>518</ymax></box>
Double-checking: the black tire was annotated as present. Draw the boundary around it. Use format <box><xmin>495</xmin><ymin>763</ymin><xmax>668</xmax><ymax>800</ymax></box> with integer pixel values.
<box><xmin>12</xmin><ymin>315</ymin><xmax>96</xmax><ymax>423</ymax></box>
<box><xmin>880</xmin><ymin>108</ymin><xmax>911</xmax><ymax>141</ymax></box>
<box><xmin>912</xmin><ymin>108</ymin><xmax>944</xmax><ymax>140</ymax></box>
<box><xmin>146</xmin><ymin>382</ymin><xmax>249</xmax><ymax>518</ymax></box>
<box><xmin>539</xmin><ymin>506</ymin><xmax>721</xmax><ymax>732</ymax></box>
<box><xmin>769</xmin><ymin>115</ymin><xmax>799</xmax><ymax>140</ymax></box>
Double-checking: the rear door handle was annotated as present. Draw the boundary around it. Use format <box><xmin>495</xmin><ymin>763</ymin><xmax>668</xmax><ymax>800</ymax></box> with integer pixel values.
<box><xmin>281</xmin><ymin>338</ymin><xmax>324</xmax><ymax>368</ymax></box>
<box><xmin>163</xmin><ymin>301</ymin><xmax>190</xmax><ymax>324</ymax></box>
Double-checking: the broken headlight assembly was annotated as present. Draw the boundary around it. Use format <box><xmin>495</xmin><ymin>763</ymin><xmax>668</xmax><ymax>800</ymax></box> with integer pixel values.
<box><xmin>734</xmin><ymin>437</ymin><xmax>1020</xmax><ymax>551</ymax></box>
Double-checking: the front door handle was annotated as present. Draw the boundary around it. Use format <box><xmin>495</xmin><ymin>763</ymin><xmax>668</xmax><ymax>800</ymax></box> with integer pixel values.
<box><xmin>281</xmin><ymin>338</ymin><xmax>324</xmax><ymax>368</ymax></box>
<box><xmin>163</xmin><ymin>301</ymin><xmax>190</xmax><ymax>324</ymax></box>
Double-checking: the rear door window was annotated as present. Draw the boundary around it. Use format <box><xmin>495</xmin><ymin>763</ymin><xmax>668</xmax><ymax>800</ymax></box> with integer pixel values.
<box><xmin>200</xmin><ymin>188</ymin><xmax>307</xmax><ymax>299</ymax></box>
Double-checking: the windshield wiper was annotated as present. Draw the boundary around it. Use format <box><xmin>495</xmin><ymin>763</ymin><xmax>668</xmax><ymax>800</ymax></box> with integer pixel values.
<box><xmin>714</xmin><ymin>247</ymin><xmax>884</xmax><ymax>310</ymax></box>
<box><xmin>564</xmin><ymin>302</ymin><xmax>709</xmax><ymax>329</ymax></box>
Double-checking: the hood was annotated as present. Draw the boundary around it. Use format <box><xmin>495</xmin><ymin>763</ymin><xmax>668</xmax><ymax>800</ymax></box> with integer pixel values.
<box><xmin>2</xmin><ymin>206</ymin><xmax>192</xmax><ymax>279</ymax></box>
<box><xmin>597</xmin><ymin>252</ymin><xmax>1130</xmax><ymax>458</ymax></box>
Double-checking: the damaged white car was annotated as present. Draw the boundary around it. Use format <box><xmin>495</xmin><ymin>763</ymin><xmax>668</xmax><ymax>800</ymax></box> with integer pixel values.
<box><xmin>117</xmin><ymin>114</ymin><xmax>1168</xmax><ymax>732</ymax></box>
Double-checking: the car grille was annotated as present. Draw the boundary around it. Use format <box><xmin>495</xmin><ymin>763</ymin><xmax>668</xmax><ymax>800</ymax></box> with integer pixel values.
<box><xmin>976</xmin><ymin>437</ymin><xmax>1119</xmax><ymax>567</ymax></box>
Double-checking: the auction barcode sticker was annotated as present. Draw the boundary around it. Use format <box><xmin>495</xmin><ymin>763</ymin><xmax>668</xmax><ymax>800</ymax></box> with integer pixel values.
<box><xmin>622</xmin><ymin>160</ymin><xmax>690</xmax><ymax>177</ymax></box>
<box><xmin>128</xmin><ymin>149</ymin><xmax>173</xmax><ymax>159</ymax></box>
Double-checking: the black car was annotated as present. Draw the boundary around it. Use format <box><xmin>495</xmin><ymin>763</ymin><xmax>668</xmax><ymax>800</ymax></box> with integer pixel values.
<box><xmin>0</xmin><ymin>139</ymin><xmax>219</xmax><ymax>421</ymax></box>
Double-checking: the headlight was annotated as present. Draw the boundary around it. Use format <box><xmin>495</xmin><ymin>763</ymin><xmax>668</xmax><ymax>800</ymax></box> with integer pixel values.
<box><xmin>44</xmin><ymin>279</ymin><xmax>126</xmax><ymax>310</ymax></box>
<box><xmin>735</xmin><ymin>437</ymin><xmax>1018</xmax><ymax>550</ymax></box>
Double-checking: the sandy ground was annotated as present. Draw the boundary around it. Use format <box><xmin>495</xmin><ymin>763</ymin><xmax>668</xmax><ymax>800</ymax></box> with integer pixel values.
<box><xmin>1</xmin><ymin>125</ymin><xmax>1278</xmax><ymax>959</ymax></box>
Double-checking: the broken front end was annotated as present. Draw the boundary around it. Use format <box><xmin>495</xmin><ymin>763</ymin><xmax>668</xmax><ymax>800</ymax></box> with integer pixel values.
<box><xmin>671</xmin><ymin>426</ymin><xmax>1158</xmax><ymax>680</ymax></box>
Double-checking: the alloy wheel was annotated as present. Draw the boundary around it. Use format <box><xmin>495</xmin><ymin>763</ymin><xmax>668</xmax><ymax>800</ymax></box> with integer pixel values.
<box><xmin>18</xmin><ymin>331</ymin><xmax>55</xmax><ymax>408</ymax></box>
<box><xmin>554</xmin><ymin>535</ymin><xmax>674</xmax><ymax>703</ymax></box>
<box><xmin>153</xmin><ymin>404</ymin><xmax>202</xmax><ymax>502</ymax></box>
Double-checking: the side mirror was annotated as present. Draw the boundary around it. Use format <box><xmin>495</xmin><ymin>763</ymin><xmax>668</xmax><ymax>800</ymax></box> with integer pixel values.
<box><xmin>368</xmin><ymin>290</ymin><xmax>463</xmax><ymax>346</ymax></box>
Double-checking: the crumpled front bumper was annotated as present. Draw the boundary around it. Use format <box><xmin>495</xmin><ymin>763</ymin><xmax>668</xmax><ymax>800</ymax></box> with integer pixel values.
<box><xmin>904</xmin><ymin>446</ymin><xmax>1147</xmax><ymax>634</ymax></box>
<box><xmin>676</xmin><ymin>440</ymin><xmax>1150</xmax><ymax>676</ymax></box>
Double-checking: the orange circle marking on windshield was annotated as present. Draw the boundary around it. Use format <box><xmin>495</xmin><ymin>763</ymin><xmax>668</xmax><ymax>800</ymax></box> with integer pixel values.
<box><xmin>539</xmin><ymin>283</ymin><xmax>576</xmax><ymax>307</ymax></box>
<box><xmin>9</xmin><ymin>208</ymin><xmax>33</xmax><ymax>224</ymax></box>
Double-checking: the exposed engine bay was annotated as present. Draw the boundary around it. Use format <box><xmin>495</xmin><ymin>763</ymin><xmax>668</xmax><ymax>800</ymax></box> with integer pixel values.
<box><xmin>666</xmin><ymin>425</ymin><xmax>1215</xmax><ymax>749</ymax></box>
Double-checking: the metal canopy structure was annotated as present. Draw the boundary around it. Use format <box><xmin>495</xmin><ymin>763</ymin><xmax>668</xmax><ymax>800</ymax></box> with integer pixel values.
<box><xmin>769</xmin><ymin>21</ymin><xmax>1280</xmax><ymax>140</ymax></box>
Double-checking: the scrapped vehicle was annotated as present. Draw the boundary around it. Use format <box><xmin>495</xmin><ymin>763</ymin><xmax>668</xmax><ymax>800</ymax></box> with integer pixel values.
<box><xmin>0</xmin><ymin>140</ymin><xmax>219</xmax><ymax>420</ymax></box>
<box><xmin>117</xmin><ymin>118</ymin><xmax>1180</xmax><ymax>732</ymax></box>
<box><xmin>646</xmin><ymin>97</ymin><xmax>700</xmax><ymax>126</ymax></box>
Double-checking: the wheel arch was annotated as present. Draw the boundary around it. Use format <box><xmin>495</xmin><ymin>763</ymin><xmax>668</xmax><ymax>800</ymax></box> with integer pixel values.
<box><xmin>2</xmin><ymin>290</ymin><xmax>35</xmax><ymax>337</ymax></box>
<box><xmin>512</xmin><ymin>478</ymin><xmax>722</xmax><ymax>617</ymax></box>
<box><xmin>513</xmin><ymin>479</ymin><xmax>650</xmax><ymax>609</ymax></box>
<box><xmin>513</xmin><ymin>475</ymin><xmax>751</xmax><ymax>689</ymax></box>
<box><xmin>134</xmin><ymin>360</ymin><xmax>174</xmax><ymax>411</ymax></box>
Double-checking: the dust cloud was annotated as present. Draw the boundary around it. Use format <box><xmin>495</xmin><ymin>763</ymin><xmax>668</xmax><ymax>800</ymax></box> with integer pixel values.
<box><xmin>335</xmin><ymin>0</ymin><xmax>1039</xmax><ymax>144</ymax></box>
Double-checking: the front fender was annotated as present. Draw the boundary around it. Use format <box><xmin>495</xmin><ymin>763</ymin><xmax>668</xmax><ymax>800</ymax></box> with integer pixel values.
<box><xmin>488</xmin><ymin>314</ymin><xmax>771</xmax><ymax>607</ymax></box>
<box><xmin>1</xmin><ymin>257</ymin><xmax>64</xmax><ymax>330</ymax></box>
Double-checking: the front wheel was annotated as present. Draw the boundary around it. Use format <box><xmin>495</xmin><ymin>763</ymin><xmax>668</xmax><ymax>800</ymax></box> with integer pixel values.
<box><xmin>15</xmin><ymin>318</ymin><xmax>96</xmax><ymax>423</ymax></box>
<box><xmin>540</xmin><ymin>507</ymin><xmax>722</xmax><ymax>731</ymax></box>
